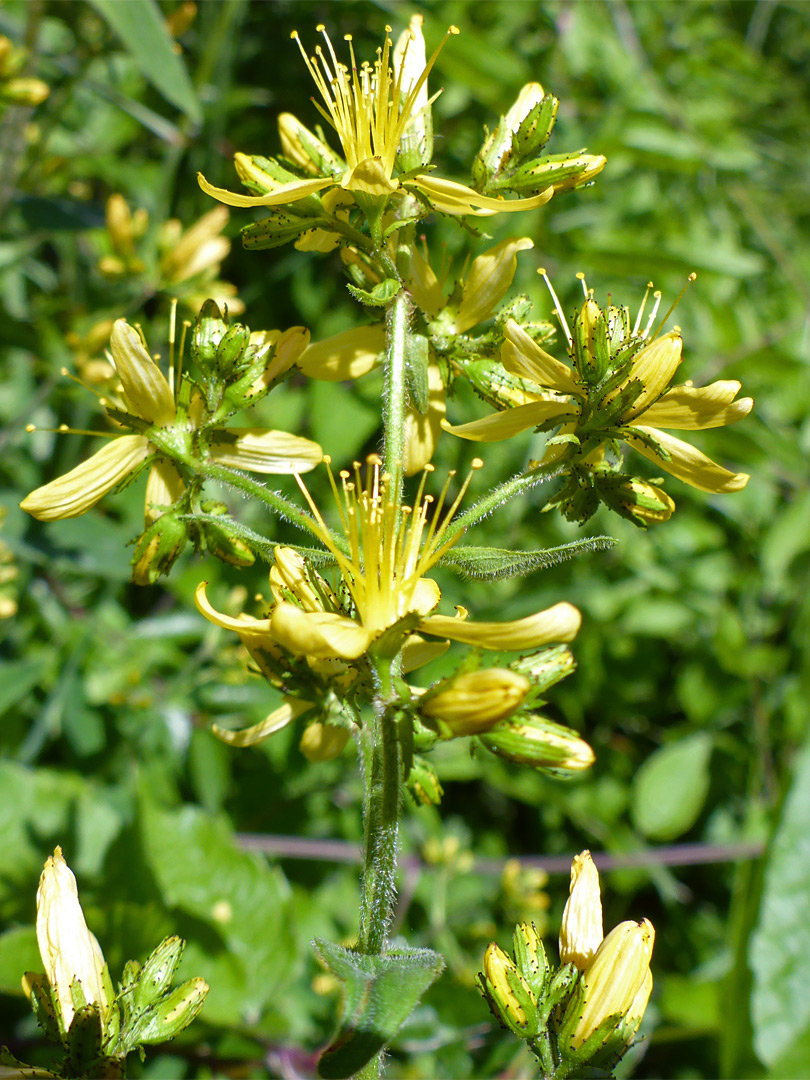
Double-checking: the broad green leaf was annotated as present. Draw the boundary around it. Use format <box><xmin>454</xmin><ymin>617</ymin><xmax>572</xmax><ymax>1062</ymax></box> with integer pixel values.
<box><xmin>314</xmin><ymin>940</ymin><xmax>445</xmax><ymax>1079</ymax></box>
<box><xmin>750</xmin><ymin>737</ymin><xmax>810</xmax><ymax>1067</ymax></box>
<box><xmin>631</xmin><ymin>733</ymin><xmax>712</xmax><ymax>841</ymax></box>
<box><xmin>89</xmin><ymin>0</ymin><xmax>201</xmax><ymax>123</ymax></box>
<box><xmin>0</xmin><ymin>658</ymin><xmax>49</xmax><ymax>718</ymax></box>
<box><xmin>0</xmin><ymin>927</ymin><xmax>39</xmax><ymax>995</ymax></box>
<box><xmin>438</xmin><ymin>537</ymin><xmax>615</xmax><ymax>580</ymax></box>
<box><xmin>139</xmin><ymin>797</ymin><xmax>296</xmax><ymax>1021</ymax></box>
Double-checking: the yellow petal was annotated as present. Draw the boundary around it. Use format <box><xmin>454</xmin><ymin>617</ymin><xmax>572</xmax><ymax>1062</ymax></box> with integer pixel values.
<box><xmin>209</xmin><ymin>428</ymin><xmax>323</xmax><ymax>474</ymax></box>
<box><xmin>144</xmin><ymin>460</ymin><xmax>185</xmax><ymax>525</ymax></box>
<box><xmin>406</xmin><ymin>245</ymin><xmax>443</xmax><ymax>317</ymax></box>
<box><xmin>452</xmin><ymin>238</ymin><xmax>534</xmax><ymax>334</ymax></box>
<box><xmin>403</xmin><ymin>364</ymin><xmax>446</xmax><ymax>475</ymax></box>
<box><xmin>410</xmin><ymin>174</ymin><xmax>554</xmax><ymax>217</ymax></box>
<box><xmin>401</xmin><ymin>634</ymin><xmax>450</xmax><ymax>673</ymax></box>
<box><xmin>197</xmin><ymin>170</ymin><xmax>334</xmax><ymax>207</ymax></box>
<box><xmin>110</xmin><ymin>320</ymin><xmax>176</xmax><ymax>425</ymax></box>
<box><xmin>572</xmin><ymin>919</ymin><xmax>655</xmax><ymax>1047</ymax></box>
<box><xmin>343</xmin><ymin>157</ymin><xmax>398</xmax><ymax>196</ymax></box>
<box><xmin>442</xmin><ymin>399</ymin><xmax>574</xmax><ymax>442</ymax></box>
<box><xmin>637</xmin><ymin>380</ymin><xmax>753</xmax><ymax>430</ymax></box>
<box><xmin>36</xmin><ymin>847</ymin><xmax>108</xmax><ymax>1031</ymax></box>
<box><xmin>422</xmin><ymin>668</ymin><xmax>530</xmax><ymax>735</ymax></box>
<box><xmin>20</xmin><ymin>435</ymin><xmax>150</xmax><ymax>521</ymax></box>
<box><xmin>213</xmin><ymin>698</ymin><xmax>313</xmax><ymax>747</ymax></box>
<box><xmin>195</xmin><ymin>581</ymin><xmax>273</xmax><ymax>633</ymax></box>
<box><xmin>295</xmin><ymin>228</ymin><xmax>342</xmax><ymax>253</ymax></box>
<box><xmin>270</xmin><ymin>601</ymin><xmax>374</xmax><ymax>659</ymax></box>
<box><xmin>420</xmin><ymin>601</ymin><xmax>581</xmax><ymax>650</ymax></box>
<box><xmin>270</xmin><ymin>546</ymin><xmax>329</xmax><ymax>612</ymax></box>
<box><xmin>297</xmin><ymin>325</ymin><xmax>385</xmax><ymax>381</ymax></box>
<box><xmin>412</xmin><ymin>576</ymin><xmax>441</xmax><ymax>616</ymax></box>
<box><xmin>300</xmin><ymin>721</ymin><xmax>350</xmax><ymax>762</ymax></box>
<box><xmin>619</xmin><ymin>331</ymin><xmax>683</xmax><ymax>420</ymax></box>
<box><xmin>502</xmin><ymin>319</ymin><xmax>581</xmax><ymax>394</ymax></box>
<box><xmin>627</xmin><ymin>426</ymin><xmax>750</xmax><ymax>493</ymax></box>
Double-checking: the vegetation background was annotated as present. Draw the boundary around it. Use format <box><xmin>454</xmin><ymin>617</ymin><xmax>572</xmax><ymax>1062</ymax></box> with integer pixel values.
<box><xmin>1</xmin><ymin>0</ymin><xmax>809</xmax><ymax>1076</ymax></box>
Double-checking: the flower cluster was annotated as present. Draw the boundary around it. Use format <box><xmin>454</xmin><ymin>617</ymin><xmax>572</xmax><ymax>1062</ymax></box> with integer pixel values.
<box><xmin>446</xmin><ymin>274</ymin><xmax>753</xmax><ymax>522</ymax></box>
<box><xmin>479</xmin><ymin>851</ymin><xmax>654</xmax><ymax>1075</ymax></box>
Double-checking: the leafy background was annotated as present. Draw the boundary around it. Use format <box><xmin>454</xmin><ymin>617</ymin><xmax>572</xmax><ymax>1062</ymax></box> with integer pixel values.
<box><xmin>1</xmin><ymin>0</ymin><xmax>809</xmax><ymax>1076</ymax></box>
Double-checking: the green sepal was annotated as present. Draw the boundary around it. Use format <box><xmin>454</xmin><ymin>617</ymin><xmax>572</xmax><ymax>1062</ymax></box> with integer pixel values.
<box><xmin>133</xmin><ymin>937</ymin><xmax>184</xmax><ymax>1011</ymax></box>
<box><xmin>131</xmin><ymin>513</ymin><xmax>189</xmax><ymax>586</ymax></box>
<box><xmin>191</xmin><ymin>298</ymin><xmax>228</xmax><ymax>373</ymax></box>
<box><xmin>129</xmin><ymin>977</ymin><xmax>209</xmax><ymax>1045</ymax></box>
<box><xmin>0</xmin><ymin>1046</ymin><xmax>58</xmax><ymax>1077</ymax></box>
<box><xmin>477</xmin><ymin>960</ymin><xmax>540</xmax><ymax>1039</ymax></box>
<box><xmin>65</xmin><ymin>1004</ymin><xmax>105</xmax><ymax>1078</ymax></box>
<box><xmin>346</xmin><ymin>278</ymin><xmax>402</xmax><ymax>308</ymax></box>
<box><xmin>513</xmin><ymin>922</ymin><xmax>550</xmax><ymax>999</ymax></box>
<box><xmin>509</xmin><ymin>644</ymin><xmax>577</xmax><ymax>696</ymax></box>
<box><xmin>215</xmin><ymin>323</ymin><xmax>251</xmax><ymax>379</ymax></box>
<box><xmin>538</xmin><ymin>961</ymin><xmax>580</xmax><ymax>1026</ymax></box>
<box><xmin>405</xmin><ymin>332</ymin><xmax>430</xmax><ymax>414</ymax></box>
<box><xmin>241</xmin><ymin>212</ymin><xmax>327</xmax><ymax>250</ymax></box>
<box><xmin>437</xmin><ymin>537</ymin><xmax>615</xmax><ymax>580</ymax></box>
<box><xmin>313</xmin><ymin>940</ymin><xmax>445</xmax><ymax>1079</ymax></box>
<box><xmin>502</xmin><ymin>153</ymin><xmax>595</xmax><ymax>196</ymax></box>
<box><xmin>514</xmin><ymin>92</ymin><xmax>559</xmax><ymax>158</ymax></box>
<box><xmin>25</xmin><ymin>972</ymin><xmax>62</xmax><ymax>1044</ymax></box>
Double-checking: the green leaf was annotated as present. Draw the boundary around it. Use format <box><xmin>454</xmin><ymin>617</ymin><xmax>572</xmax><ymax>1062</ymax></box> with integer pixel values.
<box><xmin>314</xmin><ymin>941</ymin><xmax>445</xmax><ymax>1079</ymax></box>
<box><xmin>750</xmin><ymin>736</ymin><xmax>810</xmax><ymax>1068</ymax></box>
<box><xmin>631</xmin><ymin>733</ymin><xmax>713</xmax><ymax>841</ymax></box>
<box><xmin>438</xmin><ymin>537</ymin><xmax>616</xmax><ymax>580</ymax></box>
<box><xmin>405</xmin><ymin>333</ymin><xmax>430</xmax><ymax>414</ymax></box>
<box><xmin>0</xmin><ymin>927</ymin><xmax>40</xmax><ymax>995</ymax></box>
<box><xmin>89</xmin><ymin>0</ymin><xmax>201</xmax><ymax>123</ymax></box>
<box><xmin>139</xmin><ymin>796</ymin><xmax>296</xmax><ymax>1021</ymax></box>
<box><xmin>346</xmin><ymin>279</ymin><xmax>401</xmax><ymax>307</ymax></box>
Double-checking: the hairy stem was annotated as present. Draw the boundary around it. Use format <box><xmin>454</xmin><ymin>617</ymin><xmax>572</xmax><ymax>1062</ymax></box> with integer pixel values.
<box><xmin>382</xmin><ymin>289</ymin><xmax>411</xmax><ymax>502</ymax></box>
<box><xmin>197</xmin><ymin>461</ymin><xmax>321</xmax><ymax>539</ymax></box>
<box><xmin>446</xmin><ymin>460</ymin><xmax>566</xmax><ymax>542</ymax></box>
<box><xmin>357</xmin><ymin>657</ymin><xmax>402</xmax><ymax>957</ymax></box>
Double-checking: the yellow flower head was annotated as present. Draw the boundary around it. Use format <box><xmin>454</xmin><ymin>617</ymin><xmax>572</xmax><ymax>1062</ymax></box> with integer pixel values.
<box><xmin>197</xmin><ymin>457</ymin><xmax>581</xmax><ymax>666</ymax></box>
<box><xmin>445</xmin><ymin>273</ymin><xmax>753</xmax><ymax>496</ymax></box>
<box><xmin>198</xmin><ymin>21</ymin><xmax>556</xmax><ymax>218</ymax></box>
<box><xmin>20</xmin><ymin>316</ymin><xmax>321</xmax><ymax>525</ymax></box>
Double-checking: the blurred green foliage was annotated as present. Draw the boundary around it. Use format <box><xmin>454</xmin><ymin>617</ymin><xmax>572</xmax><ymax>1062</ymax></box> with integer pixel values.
<box><xmin>1</xmin><ymin>0</ymin><xmax>809</xmax><ymax>1076</ymax></box>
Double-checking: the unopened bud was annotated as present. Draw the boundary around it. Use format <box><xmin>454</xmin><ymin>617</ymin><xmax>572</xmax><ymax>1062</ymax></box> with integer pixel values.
<box><xmin>474</xmin><ymin>84</ymin><xmax>557</xmax><ymax>187</ymax></box>
<box><xmin>564</xmin><ymin>919</ymin><xmax>654</xmax><ymax>1048</ymax></box>
<box><xmin>480</xmin><ymin>714</ymin><xmax>594</xmax><ymax>774</ymax></box>
<box><xmin>131</xmin><ymin>515</ymin><xmax>188</xmax><ymax>585</ymax></box>
<box><xmin>512</xmin><ymin>922</ymin><xmax>549</xmax><ymax>998</ymax></box>
<box><xmin>299</xmin><ymin>721</ymin><xmax>349</xmax><ymax>762</ymax></box>
<box><xmin>479</xmin><ymin>942</ymin><xmax>538</xmax><ymax>1037</ymax></box>
<box><xmin>421</xmin><ymin>669</ymin><xmax>530</xmax><ymax>737</ymax></box>
<box><xmin>406</xmin><ymin>755</ymin><xmax>444</xmax><ymax>806</ymax></box>
<box><xmin>191</xmin><ymin>298</ymin><xmax>228</xmax><ymax>372</ymax></box>
<box><xmin>393</xmin><ymin>14</ymin><xmax>433</xmax><ymax>171</ymax></box>
<box><xmin>214</xmin><ymin>322</ymin><xmax>251</xmax><ymax>379</ymax></box>
<box><xmin>573</xmin><ymin>298</ymin><xmax>610</xmax><ymax>385</ymax></box>
<box><xmin>278</xmin><ymin>112</ymin><xmax>345</xmax><ymax>176</ymax></box>
<box><xmin>559</xmin><ymin>852</ymin><xmax>603</xmax><ymax>972</ymax></box>
<box><xmin>1</xmin><ymin>76</ymin><xmax>49</xmax><ymax>105</ymax></box>
<box><xmin>596</xmin><ymin>475</ymin><xmax>675</xmax><ymax>527</ymax></box>
<box><xmin>202</xmin><ymin>519</ymin><xmax>255</xmax><ymax>567</ymax></box>
<box><xmin>134</xmin><ymin>976</ymin><xmax>209</xmax><ymax>1044</ymax></box>
<box><xmin>509</xmin><ymin>644</ymin><xmax>576</xmax><ymax>694</ymax></box>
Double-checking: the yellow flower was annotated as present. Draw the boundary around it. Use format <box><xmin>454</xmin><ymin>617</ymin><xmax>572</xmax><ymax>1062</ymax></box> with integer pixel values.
<box><xmin>20</xmin><ymin>319</ymin><xmax>322</xmax><ymax>524</ymax></box>
<box><xmin>198</xmin><ymin>23</ymin><xmax>555</xmax><ymax>219</ymax></box>
<box><xmin>445</xmin><ymin>277</ymin><xmax>753</xmax><ymax>495</ymax></box>
<box><xmin>559</xmin><ymin>851</ymin><xmax>603</xmax><ymax>971</ymax></box>
<box><xmin>197</xmin><ymin>457</ymin><xmax>581</xmax><ymax>665</ymax></box>
<box><xmin>403</xmin><ymin>236</ymin><xmax>536</xmax><ymax>473</ymax></box>
<box><xmin>570</xmin><ymin>919</ymin><xmax>655</xmax><ymax>1047</ymax></box>
<box><xmin>30</xmin><ymin>847</ymin><xmax>109</xmax><ymax>1033</ymax></box>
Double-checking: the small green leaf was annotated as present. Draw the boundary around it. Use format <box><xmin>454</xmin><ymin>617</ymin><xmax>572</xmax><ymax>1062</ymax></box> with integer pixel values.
<box><xmin>631</xmin><ymin>733</ymin><xmax>713</xmax><ymax>841</ymax></box>
<box><xmin>346</xmin><ymin>279</ymin><xmax>401</xmax><ymax>307</ymax></box>
<box><xmin>751</xmin><ymin>736</ymin><xmax>810</xmax><ymax>1068</ymax></box>
<box><xmin>438</xmin><ymin>537</ymin><xmax>616</xmax><ymax>580</ymax></box>
<box><xmin>314</xmin><ymin>941</ymin><xmax>445</xmax><ymax>1079</ymax></box>
<box><xmin>89</xmin><ymin>0</ymin><xmax>201</xmax><ymax>123</ymax></box>
<box><xmin>405</xmin><ymin>333</ymin><xmax>430</xmax><ymax>413</ymax></box>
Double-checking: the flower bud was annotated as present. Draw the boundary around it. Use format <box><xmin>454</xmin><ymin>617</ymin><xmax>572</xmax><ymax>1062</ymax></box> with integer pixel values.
<box><xmin>393</xmin><ymin>14</ymin><xmax>433</xmax><ymax>171</ymax></box>
<box><xmin>420</xmin><ymin>669</ymin><xmax>531</xmax><ymax>737</ymax></box>
<box><xmin>595</xmin><ymin>475</ymin><xmax>675</xmax><ymax>527</ymax></box>
<box><xmin>131</xmin><ymin>514</ymin><xmax>188</xmax><ymax>585</ymax></box>
<box><xmin>573</xmin><ymin>298</ymin><xmax>611</xmax><ymax>386</ymax></box>
<box><xmin>299</xmin><ymin>721</ymin><xmax>350</xmax><ymax>762</ymax></box>
<box><xmin>566</xmin><ymin>919</ymin><xmax>655</xmax><ymax>1048</ymax></box>
<box><xmin>509</xmin><ymin>644</ymin><xmax>576</xmax><ymax>693</ymax></box>
<box><xmin>278</xmin><ymin>112</ymin><xmax>345</xmax><ymax>176</ymax></box>
<box><xmin>559</xmin><ymin>852</ymin><xmax>603</xmax><ymax>972</ymax></box>
<box><xmin>1</xmin><ymin>76</ymin><xmax>49</xmax><ymax>105</ymax></box>
<box><xmin>35</xmin><ymin>848</ymin><xmax>109</xmax><ymax>1035</ymax></box>
<box><xmin>512</xmin><ymin>921</ymin><xmax>550</xmax><ymax>998</ymax></box>
<box><xmin>480</xmin><ymin>714</ymin><xmax>594</xmax><ymax>773</ymax></box>
<box><xmin>473</xmin><ymin>84</ymin><xmax>557</xmax><ymax>187</ymax></box>
<box><xmin>406</xmin><ymin>755</ymin><xmax>444</xmax><ymax>806</ymax></box>
<box><xmin>479</xmin><ymin>942</ymin><xmax>538</xmax><ymax>1037</ymax></box>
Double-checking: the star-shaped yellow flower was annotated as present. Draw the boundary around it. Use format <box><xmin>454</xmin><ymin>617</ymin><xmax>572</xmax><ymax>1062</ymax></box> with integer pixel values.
<box><xmin>198</xmin><ymin>22</ymin><xmax>556</xmax><ymax>219</ymax></box>
<box><xmin>445</xmin><ymin>278</ymin><xmax>753</xmax><ymax>494</ymax></box>
<box><xmin>21</xmin><ymin>319</ymin><xmax>322</xmax><ymax>523</ymax></box>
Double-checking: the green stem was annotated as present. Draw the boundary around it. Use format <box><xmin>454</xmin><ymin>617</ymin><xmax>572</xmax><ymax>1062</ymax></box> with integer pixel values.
<box><xmin>382</xmin><ymin>289</ymin><xmax>411</xmax><ymax>501</ymax></box>
<box><xmin>197</xmin><ymin>462</ymin><xmax>321</xmax><ymax>539</ymax></box>
<box><xmin>446</xmin><ymin>460</ymin><xmax>566</xmax><ymax>542</ymax></box>
<box><xmin>357</xmin><ymin>657</ymin><xmax>402</xmax><ymax>957</ymax></box>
